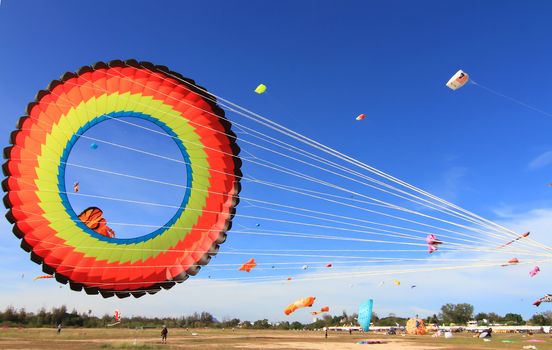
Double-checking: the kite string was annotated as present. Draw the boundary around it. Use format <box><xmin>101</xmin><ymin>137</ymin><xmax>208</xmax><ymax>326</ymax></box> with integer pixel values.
<box><xmin>75</xmin><ymin>130</ymin><xmax>520</xmax><ymax>247</ymax></box>
<box><xmin>11</xmin><ymin>172</ymin><xmax>538</xmax><ymax>252</ymax></box>
<box><xmin>126</xmin><ymin>65</ymin><xmax>549</xmax><ymax>254</ymax></box>
<box><xmin>11</xmin><ymin>116</ymin><xmax>540</xmax><ymax>256</ymax></box>
<box><xmin>115</xmin><ymin>66</ymin><xmax>521</xmax><ymax>238</ymax></box>
<box><xmin>67</xmin><ymin>68</ymin><xmax>517</xmax><ymax>238</ymax></box>
<box><xmin>39</xmin><ymin>72</ymin><xmax>521</xmax><ymax>242</ymax></box>
<box><xmin>11</xmin><ymin>67</ymin><xmax>548</xmax><ymax>252</ymax></box>
<box><xmin>9</xmin><ymin>133</ymin><xmax>540</xmax><ymax>253</ymax></box>
<box><xmin>9</xmin><ymin>126</ymin><xmax>521</xmax><ymax>249</ymax></box>
<box><xmin>20</xmin><ymin>101</ymin><xmax>503</xmax><ymax>245</ymax></box>
<box><xmin>12</xmin><ymin>203</ymin><xmax>546</xmax><ymax>258</ymax></box>
<box><xmin>152</xmin><ymin>66</ymin><xmax>531</xmax><ymax>239</ymax></box>
<box><xmin>47</xmin><ymin>257</ymin><xmax>552</xmax><ymax>291</ymax></box>
<box><xmin>471</xmin><ymin>80</ymin><xmax>552</xmax><ymax>119</ymax></box>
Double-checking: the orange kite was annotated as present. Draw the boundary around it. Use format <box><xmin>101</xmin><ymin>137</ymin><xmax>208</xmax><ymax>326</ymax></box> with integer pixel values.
<box><xmin>33</xmin><ymin>275</ymin><xmax>53</xmax><ymax>281</ymax></box>
<box><xmin>238</xmin><ymin>258</ymin><xmax>257</xmax><ymax>272</ymax></box>
<box><xmin>311</xmin><ymin>306</ymin><xmax>330</xmax><ymax>315</ymax></box>
<box><xmin>78</xmin><ymin>207</ymin><xmax>115</xmax><ymax>238</ymax></box>
<box><xmin>284</xmin><ymin>296</ymin><xmax>316</xmax><ymax>315</ymax></box>
<box><xmin>501</xmin><ymin>257</ymin><xmax>519</xmax><ymax>267</ymax></box>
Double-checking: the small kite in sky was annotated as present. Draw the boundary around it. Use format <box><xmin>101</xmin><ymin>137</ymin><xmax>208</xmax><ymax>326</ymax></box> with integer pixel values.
<box><xmin>393</xmin><ymin>279</ymin><xmax>401</xmax><ymax>286</ymax></box>
<box><xmin>78</xmin><ymin>207</ymin><xmax>115</xmax><ymax>238</ymax></box>
<box><xmin>311</xmin><ymin>306</ymin><xmax>330</xmax><ymax>315</ymax></box>
<box><xmin>529</xmin><ymin>266</ymin><xmax>540</xmax><ymax>277</ymax></box>
<box><xmin>254</xmin><ymin>84</ymin><xmax>267</xmax><ymax>94</ymax></box>
<box><xmin>426</xmin><ymin>234</ymin><xmax>442</xmax><ymax>254</ymax></box>
<box><xmin>533</xmin><ymin>294</ymin><xmax>552</xmax><ymax>307</ymax></box>
<box><xmin>90</xmin><ymin>143</ymin><xmax>98</xmax><ymax>150</ymax></box>
<box><xmin>33</xmin><ymin>275</ymin><xmax>53</xmax><ymax>281</ymax></box>
<box><xmin>501</xmin><ymin>257</ymin><xmax>519</xmax><ymax>267</ymax></box>
<box><xmin>238</xmin><ymin>258</ymin><xmax>257</xmax><ymax>272</ymax></box>
<box><xmin>498</xmin><ymin>232</ymin><xmax>530</xmax><ymax>249</ymax></box>
<box><xmin>73</xmin><ymin>182</ymin><xmax>79</xmax><ymax>193</ymax></box>
<box><xmin>325</xmin><ymin>263</ymin><xmax>332</xmax><ymax>268</ymax></box>
<box><xmin>356</xmin><ymin>114</ymin><xmax>366</xmax><ymax>121</ymax></box>
<box><xmin>446</xmin><ymin>70</ymin><xmax>469</xmax><ymax>90</ymax></box>
<box><xmin>114</xmin><ymin>309</ymin><xmax>121</xmax><ymax>322</ymax></box>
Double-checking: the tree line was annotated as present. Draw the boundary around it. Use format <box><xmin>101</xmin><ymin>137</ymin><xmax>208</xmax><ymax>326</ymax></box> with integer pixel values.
<box><xmin>436</xmin><ymin>303</ymin><xmax>552</xmax><ymax>326</ymax></box>
<box><xmin>0</xmin><ymin>303</ymin><xmax>550</xmax><ymax>328</ymax></box>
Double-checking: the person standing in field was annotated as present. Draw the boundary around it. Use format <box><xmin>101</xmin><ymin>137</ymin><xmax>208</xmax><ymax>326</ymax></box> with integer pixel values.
<box><xmin>57</xmin><ymin>324</ymin><xmax>62</xmax><ymax>334</ymax></box>
<box><xmin>161</xmin><ymin>325</ymin><xmax>168</xmax><ymax>343</ymax></box>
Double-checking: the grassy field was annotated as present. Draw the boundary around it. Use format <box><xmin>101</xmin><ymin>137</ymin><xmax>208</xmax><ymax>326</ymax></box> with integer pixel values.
<box><xmin>0</xmin><ymin>328</ymin><xmax>551</xmax><ymax>350</ymax></box>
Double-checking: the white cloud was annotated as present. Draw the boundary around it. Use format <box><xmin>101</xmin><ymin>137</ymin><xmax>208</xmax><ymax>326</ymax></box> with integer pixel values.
<box><xmin>528</xmin><ymin>150</ymin><xmax>552</xmax><ymax>170</ymax></box>
<box><xmin>441</xmin><ymin>166</ymin><xmax>468</xmax><ymax>200</ymax></box>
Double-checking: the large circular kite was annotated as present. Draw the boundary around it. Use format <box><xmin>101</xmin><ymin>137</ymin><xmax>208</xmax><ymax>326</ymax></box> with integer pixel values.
<box><xmin>2</xmin><ymin>59</ymin><xmax>242</xmax><ymax>298</ymax></box>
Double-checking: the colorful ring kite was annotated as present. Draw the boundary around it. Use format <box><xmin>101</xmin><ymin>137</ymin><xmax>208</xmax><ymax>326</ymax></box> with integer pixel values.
<box><xmin>2</xmin><ymin>59</ymin><xmax>242</xmax><ymax>298</ymax></box>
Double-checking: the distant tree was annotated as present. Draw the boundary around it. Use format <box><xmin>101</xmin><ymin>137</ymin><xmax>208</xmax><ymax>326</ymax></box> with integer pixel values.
<box><xmin>17</xmin><ymin>308</ymin><xmax>28</xmax><ymax>325</ymax></box>
<box><xmin>376</xmin><ymin>316</ymin><xmax>407</xmax><ymax>327</ymax></box>
<box><xmin>474</xmin><ymin>312</ymin><xmax>488</xmax><ymax>321</ymax></box>
<box><xmin>221</xmin><ymin>318</ymin><xmax>240</xmax><ymax>328</ymax></box>
<box><xmin>503</xmin><ymin>313</ymin><xmax>524</xmax><ymax>325</ymax></box>
<box><xmin>36</xmin><ymin>307</ymin><xmax>49</xmax><ymax>326</ymax></box>
<box><xmin>439</xmin><ymin>303</ymin><xmax>474</xmax><ymax>325</ymax></box>
<box><xmin>544</xmin><ymin>311</ymin><xmax>552</xmax><ymax>323</ymax></box>
<box><xmin>275</xmin><ymin>321</ymin><xmax>290</xmax><ymax>330</ymax></box>
<box><xmin>486</xmin><ymin>312</ymin><xmax>502</xmax><ymax>325</ymax></box>
<box><xmin>530</xmin><ymin>313</ymin><xmax>549</xmax><ymax>326</ymax></box>
<box><xmin>200</xmin><ymin>311</ymin><xmax>215</xmax><ymax>325</ymax></box>
<box><xmin>427</xmin><ymin>314</ymin><xmax>439</xmax><ymax>325</ymax></box>
<box><xmin>290</xmin><ymin>321</ymin><xmax>303</xmax><ymax>330</ymax></box>
<box><xmin>3</xmin><ymin>306</ymin><xmax>17</xmax><ymax>323</ymax></box>
<box><xmin>371</xmin><ymin>312</ymin><xmax>379</xmax><ymax>323</ymax></box>
<box><xmin>253</xmin><ymin>319</ymin><xmax>270</xmax><ymax>329</ymax></box>
<box><xmin>51</xmin><ymin>305</ymin><xmax>68</xmax><ymax>325</ymax></box>
<box><xmin>307</xmin><ymin>318</ymin><xmax>327</xmax><ymax>330</ymax></box>
<box><xmin>240</xmin><ymin>321</ymin><xmax>252</xmax><ymax>329</ymax></box>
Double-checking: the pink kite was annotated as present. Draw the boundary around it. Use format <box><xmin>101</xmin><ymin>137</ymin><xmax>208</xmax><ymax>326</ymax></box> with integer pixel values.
<box><xmin>114</xmin><ymin>309</ymin><xmax>121</xmax><ymax>322</ymax></box>
<box><xmin>426</xmin><ymin>234</ymin><xmax>442</xmax><ymax>254</ymax></box>
<box><xmin>529</xmin><ymin>266</ymin><xmax>540</xmax><ymax>277</ymax></box>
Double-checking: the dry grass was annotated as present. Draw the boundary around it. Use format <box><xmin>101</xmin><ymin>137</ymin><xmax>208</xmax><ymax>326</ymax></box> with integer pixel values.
<box><xmin>0</xmin><ymin>328</ymin><xmax>551</xmax><ymax>349</ymax></box>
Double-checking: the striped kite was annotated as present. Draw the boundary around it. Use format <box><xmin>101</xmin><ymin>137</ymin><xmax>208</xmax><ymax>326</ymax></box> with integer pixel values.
<box><xmin>2</xmin><ymin>60</ymin><xmax>242</xmax><ymax>298</ymax></box>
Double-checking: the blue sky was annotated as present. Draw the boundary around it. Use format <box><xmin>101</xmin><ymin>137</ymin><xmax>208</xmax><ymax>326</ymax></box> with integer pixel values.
<box><xmin>1</xmin><ymin>0</ymin><xmax>552</xmax><ymax>323</ymax></box>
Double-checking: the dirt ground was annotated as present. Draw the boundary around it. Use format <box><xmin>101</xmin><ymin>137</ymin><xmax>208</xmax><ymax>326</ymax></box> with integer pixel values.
<box><xmin>0</xmin><ymin>328</ymin><xmax>551</xmax><ymax>350</ymax></box>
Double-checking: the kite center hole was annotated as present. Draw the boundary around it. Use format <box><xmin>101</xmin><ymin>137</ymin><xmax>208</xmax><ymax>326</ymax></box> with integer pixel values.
<box><xmin>64</xmin><ymin>116</ymin><xmax>189</xmax><ymax>239</ymax></box>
